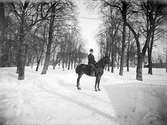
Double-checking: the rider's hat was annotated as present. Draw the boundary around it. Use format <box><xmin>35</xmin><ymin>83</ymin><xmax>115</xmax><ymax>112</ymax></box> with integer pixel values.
<box><xmin>89</xmin><ymin>48</ymin><xmax>93</xmax><ymax>52</ymax></box>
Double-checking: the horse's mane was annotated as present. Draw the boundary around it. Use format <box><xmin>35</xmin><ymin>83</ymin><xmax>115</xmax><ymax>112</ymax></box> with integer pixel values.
<box><xmin>96</xmin><ymin>56</ymin><xmax>105</xmax><ymax>66</ymax></box>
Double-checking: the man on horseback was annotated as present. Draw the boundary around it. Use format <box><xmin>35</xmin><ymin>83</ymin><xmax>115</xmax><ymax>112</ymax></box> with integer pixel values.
<box><xmin>88</xmin><ymin>49</ymin><xmax>96</xmax><ymax>75</ymax></box>
<box><xmin>76</xmin><ymin>53</ymin><xmax>109</xmax><ymax>91</ymax></box>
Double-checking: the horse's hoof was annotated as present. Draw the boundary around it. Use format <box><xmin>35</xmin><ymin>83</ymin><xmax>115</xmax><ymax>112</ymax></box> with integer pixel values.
<box><xmin>98</xmin><ymin>88</ymin><xmax>101</xmax><ymax>91</ymax></box>
<box><xmin>77</xmin><ymin>87</ymin><xmax>81</xmax><ymax>90</ymax></box>
<box><xmin>95</xmin><ymin>89</ymin><xmax>98</xmax><ymax>92</ymax></box>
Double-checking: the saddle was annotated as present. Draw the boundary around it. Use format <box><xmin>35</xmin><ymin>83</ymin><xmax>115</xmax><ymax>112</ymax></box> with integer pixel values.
<box><xmin>88</xmin><ymin>64</ymin><xmax>97</xmax><ymax>76</ymax></box>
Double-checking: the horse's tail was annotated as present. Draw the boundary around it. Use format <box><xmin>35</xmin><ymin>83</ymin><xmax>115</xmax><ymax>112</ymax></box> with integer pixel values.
<box><xmin>75</xmin><ymin>65</ymin><xmax>80</xmax><ymax>74</ymax></box>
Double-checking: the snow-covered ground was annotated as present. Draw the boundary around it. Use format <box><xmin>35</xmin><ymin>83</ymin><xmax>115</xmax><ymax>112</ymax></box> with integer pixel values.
<box><xmin>0</xmin><ymin>66</ymin><xmax>167</xmax><ymax>125</ymax></box>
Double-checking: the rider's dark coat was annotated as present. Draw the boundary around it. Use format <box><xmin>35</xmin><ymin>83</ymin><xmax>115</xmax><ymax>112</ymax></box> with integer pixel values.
<box><xmin>88</xmin><ymin>53</ymin><xmax>96</xmax><ymax>65</ymax></box>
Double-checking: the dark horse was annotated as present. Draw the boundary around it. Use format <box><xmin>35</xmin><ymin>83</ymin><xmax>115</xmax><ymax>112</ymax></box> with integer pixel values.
<box><xmin>75</xmin><ymin>56</ymin><xmax>109</xmax><ymax>91</ymax></box>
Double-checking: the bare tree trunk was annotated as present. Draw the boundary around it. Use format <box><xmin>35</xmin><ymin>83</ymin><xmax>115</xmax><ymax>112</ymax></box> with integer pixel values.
<box><xmin>53</xmin><ymin>57</ymin><xmax>61</xmax><ymax>69</ymax></box>
<box><xmin>126</xmin><ymin>22</ymin><xmax>143</xmax><ymax>81</ymax></box>
<box><xmin>107</xmin><ymin>53</ymin><xmax>110</xmax><ymax>71</ymax></box>
<box><xmin>53</xmin><ymin>63</ymin><xmax>56</xmax><ymax>70</ymax></box>
<box><xmin>127</xmin><ymin>30</ymin><xmax>130</xmax><ymax>72</ymax></box>
<box><xmin>67</xmin><ymin>53</ymin><xmax>70</xmax><ymax>70</ymax></box>
<box><xmin>36</xmin><ymin>45</ymin><xmax>44</xmax><ymax>71</ymax></box>
<box><xmin>35</xmin><ymin>58</ymin><xmax>41</xmax><ymax>71</ymax></box>
<box><xmin>41</xmin><ymin>41</ymin><xmax>51</xmax><ymax>74</ymax></box>
<box><xmin>166</xmin><ymin>32</ymin><xmax>167</xmax><ymax>72</ymax></box>
<box><xmin>119</xmin><ymin>1</ymin><xmax>127</xmax><ymax>76</ymax></box>
<box><xmin>62</xmin><ymin>58</ymin><xmax>65</xmax><ymax>70</ymax></box>
<box><xmin>26</xmin><ymin>52</ymin><xmax>32</xmax><ymax>66</ymax></box>
<box><xmin>17</xmin><ymin>46</ymin><xmax>26</xmax><ymax>80</ymax></box>
<box><xmin>148</xmin><ymin>48</ymin><xmax>152</xmax><ymax>74</ymax></box>
<box><xmin>111</xmin><ymin>37</ymin><xmax>115</xmax><ymax>73</ymax></box>
<box><xmin>17</xmin><ymin>42</ymin><xmax>26</xmax><ymax>80</ymax></box>
<box><xmin>111</xmin><ymin>49</ymin><xmax>115</xmax><ymax>73</ymax></box>
<box><xmin>31</xmin><ymin>57</ymin><xmax>35</xmax><ymax>69</ymax></box>
<box><xmin>36</xmin><ymin>58</ymin><xmax>41</xmax><ymax>71</ymax></box>
<box><xmin>127</xmin><ymin>50</ymin><xmax>130</xmax><ymax>72</ymax></box>
<box><xmin>111</xmin><ymin>22</ymin><xmax>119</xmax><ymax>73</ymax></box>
<box><xmin>119</xmin><ymin>21</ymin><xmax>126</xmax><ymax>75</ymax></box>
<box><xmin>17</xmin><ymin>12</ymin><xmax>26</xmax><ymax>80</ymax></box>
<box><xmin>41</xmin><ymin>5</ymin><xmax>55</xmax><ymax>74</ymax></box>
<box><xmin>136</xmin><ymin>53</ymin><xmax>143</xmax><ymax>81</ymax></box>
<box><xmin>0</xmin><ymin>2</ymin><xmax>5</xmax><ymax>34</ymax></box>
<box><xmin>106</xmin><ymin>35</ymin><xmax>110</xmax><ymax>71</ymax></box>
<box><xmin>148</xmin><ymin>30</ymin><xmax>155</xmax><ymax>75</ymax></box>
<box><xmin>71</xmin><ymin>59</ymin><xmax>74</xmax><ymax>69</ymax></box>
<box><xmin>166</xmin><ymin>46</ymin><xmax>167</xmax><ymax>72</ymax></box>
<box><xmin>0</xmin><ymin>2</ymin><xmax>6</xmax><ymax>66</ymax></box>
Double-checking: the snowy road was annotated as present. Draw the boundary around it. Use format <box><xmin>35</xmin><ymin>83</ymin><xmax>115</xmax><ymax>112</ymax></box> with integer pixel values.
<box><xmin>0</xmin><ymin>67</ymin><xmax>167</xmax><ymax>125</ymax></box>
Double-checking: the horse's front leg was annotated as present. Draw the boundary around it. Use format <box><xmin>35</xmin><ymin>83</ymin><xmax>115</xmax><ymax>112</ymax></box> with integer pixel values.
<box><xmin>97</xmin><ymin>76</ymin><xmax>102</xmax><ymax>91</ymax></box>
<box><xmin>77</xmin><ymin>74</ymin><xmax>82</xmax><ymax>90</ymax></box>
<box><xmin>95</xmin><ymin>76</ymin><xmax>99</xmax><ymax>91</ymax></box>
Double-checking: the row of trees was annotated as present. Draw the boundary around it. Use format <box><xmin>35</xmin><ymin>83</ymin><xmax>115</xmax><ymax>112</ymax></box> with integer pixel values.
<box><xmin>96</xmin><ymin>0</ymin><xmax>167</xmax><ymax>81</ymax></box>
<box><xmin>0</xmin><ymin>0</ymin><xmax>86</xmax><ymax>80</ymax></box>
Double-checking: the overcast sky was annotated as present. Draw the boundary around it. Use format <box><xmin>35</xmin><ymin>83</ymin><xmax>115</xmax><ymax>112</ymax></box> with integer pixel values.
<box><xmin>74</xmin><ymin>0</ymin><xmax>167</xmax><ymax>61</ymax></box>
<box><xmin>75</xmin><ymin>0</ymin><xmax>101</xmax><ymax>58</ymax></box>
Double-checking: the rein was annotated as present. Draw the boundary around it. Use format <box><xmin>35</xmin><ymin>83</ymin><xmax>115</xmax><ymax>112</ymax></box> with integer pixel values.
<box><xmin>95</xmin><ymin>57</ymin><xmax>106</xmax><ymax>69</ymax></box>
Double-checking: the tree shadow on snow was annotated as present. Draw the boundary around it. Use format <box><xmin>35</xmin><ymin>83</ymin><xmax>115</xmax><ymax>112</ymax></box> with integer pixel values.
<box><xmin>79</xmin><ymin>91</ymin><xmax>112</xmax><ymax>105</ymax></box>
<box><xmin>40</xmin><ymin>86</ymin><xmax>119</xmax><ymax>123</ymax></box>
<box><xmin>0</xmin><ymin>97</ymin><xmax>10</xmax><ymax>125</ymax></box>
<box><xmin>105</xmin><ymin>85</ymin><xmax>167</xmax><ymax>125</ymax></box>
<box><xmin>0</xmin><ymin>116</ymin><xmax>6</xmax><ymax>125</ymax></box>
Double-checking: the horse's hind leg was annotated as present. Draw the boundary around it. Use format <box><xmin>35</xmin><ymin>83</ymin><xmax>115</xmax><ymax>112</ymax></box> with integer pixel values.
<box><xmin>95</xmin><ymin>76</ymin><xmax>101</xmax><ymax>91</ymax></box>
<box><xmin>77</xmin><ymin>74</ymin><xmax>82</xmax><ymax>90</ymax></box>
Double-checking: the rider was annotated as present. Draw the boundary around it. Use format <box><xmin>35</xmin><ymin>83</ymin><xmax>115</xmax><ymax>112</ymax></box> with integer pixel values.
<box><xmin>88</xmin><ymin>48</ymin><xmax>96</xmax><ymax>75</ymax></box>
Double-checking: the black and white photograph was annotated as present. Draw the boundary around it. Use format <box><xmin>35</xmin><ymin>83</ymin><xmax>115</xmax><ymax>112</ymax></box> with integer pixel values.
<box><xmin>0</xmin><ymin>0</ymin><xmax>167</xmax><ymax>124</ymax></box>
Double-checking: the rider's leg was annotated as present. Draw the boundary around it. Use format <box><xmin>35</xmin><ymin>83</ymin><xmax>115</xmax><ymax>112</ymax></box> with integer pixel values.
<box><xmin>91</xmin><ymin>64</ymin><xmax>96</xmax><ymax>75</ymax></box>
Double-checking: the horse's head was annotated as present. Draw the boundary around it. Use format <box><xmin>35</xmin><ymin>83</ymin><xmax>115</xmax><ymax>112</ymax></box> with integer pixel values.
<box><xmin>103</xmin><ymin>55</ymin><xmax>110</xmax><ymax>65</ymax></box>
<box><xmin>96</xmin><ymin>55</ymin><xmax>110</xmax><ymax>68</ymax></box>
